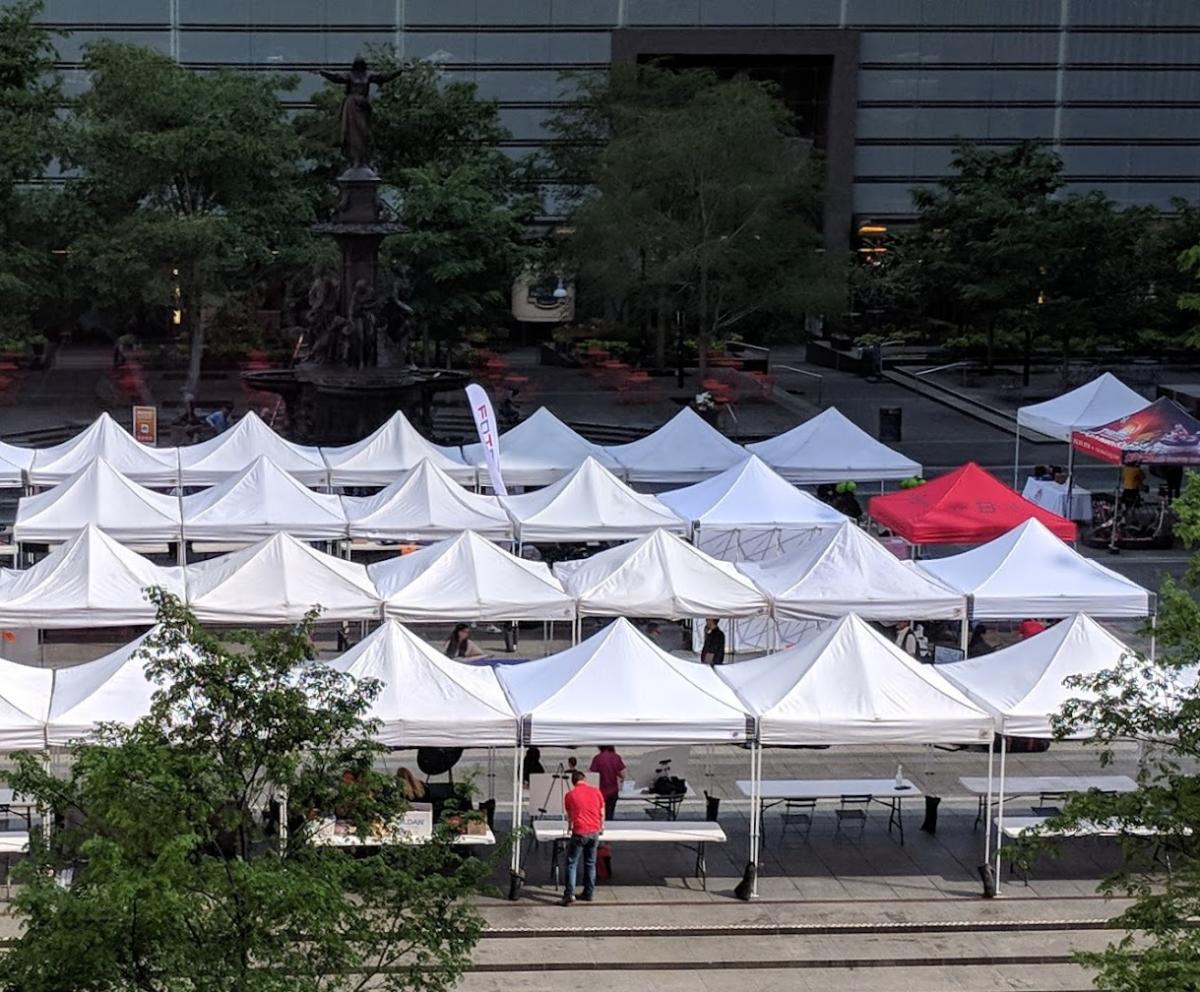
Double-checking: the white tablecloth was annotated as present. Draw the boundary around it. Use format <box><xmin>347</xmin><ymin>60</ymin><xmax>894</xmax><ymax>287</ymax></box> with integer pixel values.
<box><xmin>1022</xmin><ymin>478</ymin><xmax>1092</xmax><ymax>522</ymax></box>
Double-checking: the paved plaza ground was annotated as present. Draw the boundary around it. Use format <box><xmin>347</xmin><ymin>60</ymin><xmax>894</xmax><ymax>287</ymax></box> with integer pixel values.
<box><xmin>0</xmin><ymin>343</ymin><xmax>1185</xmax><ymax>989</ymax></box>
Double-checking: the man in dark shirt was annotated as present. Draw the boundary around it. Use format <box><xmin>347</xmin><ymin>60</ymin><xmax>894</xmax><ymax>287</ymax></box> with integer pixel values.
<box><xmin>561</xmin><ymin>770</ymin><xmax>604</xmax><ymax>905</ymax></box>
<box><xmin>701</xmin><ymin>618</ymin><xmax>726</xmax><ymax>665</ymax></box>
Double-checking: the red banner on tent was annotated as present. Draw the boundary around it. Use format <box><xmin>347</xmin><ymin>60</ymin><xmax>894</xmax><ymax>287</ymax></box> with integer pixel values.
<box><xmin>1071</xmin><ymin>397</ymin><xmax>1200</xmax><ymax>465</ymax></box>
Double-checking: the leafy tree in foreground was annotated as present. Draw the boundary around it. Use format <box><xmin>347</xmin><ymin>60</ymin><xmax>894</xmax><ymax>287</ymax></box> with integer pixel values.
<box><xmin>1023</xmin><ymin>473</ymin><xmax>1200</xmax><ymax>991</ymax></box>
<box><xmin>63</xmin><ymin>42</ymin><xmax>321</xmax><ymax>397</ymax></box>
<box><xmin>545</xmin><ymin>63</ymin><xmax>839</xmax><ymax>373</ymax></box>
<box><xmin>0</xmin><ymin>592</ymin><xmax>487</xmax><ymax>992</ymax></box>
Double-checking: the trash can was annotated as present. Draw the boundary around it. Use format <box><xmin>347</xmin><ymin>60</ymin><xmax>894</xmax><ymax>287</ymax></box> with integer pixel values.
<box><xmin>879</xmin><ymin>406</ymin><xmax>902</xmax><ymax>443</ymax></box>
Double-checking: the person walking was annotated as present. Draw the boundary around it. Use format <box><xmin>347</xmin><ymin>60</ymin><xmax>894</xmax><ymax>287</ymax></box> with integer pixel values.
<box><xmin>561</xmin><ymin>770</ymin><xmax>604</xmax><ymax>906</ymax></box>
<box><xmin>589</xmin><ymin>745</ymin><xmax>626</xmax><ymax>820</ymax></box>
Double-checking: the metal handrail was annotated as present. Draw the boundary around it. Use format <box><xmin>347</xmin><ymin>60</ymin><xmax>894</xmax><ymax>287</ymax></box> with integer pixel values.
<box><xmin>915</xmin><ymin>361</ymin><xmax>970</xmax><ymax>377</ymax></box>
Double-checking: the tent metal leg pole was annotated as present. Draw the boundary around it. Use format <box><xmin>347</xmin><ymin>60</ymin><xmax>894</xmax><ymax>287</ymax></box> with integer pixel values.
<box><xmin>752</xmin><ymin>742</ymin><xmax>762</xmax><ymax>898</ymax></box>
<box><xmin>510</xmin><ymin>744</ymin><xmax>523</xmax><ymax>877</ymax></box>
<box><xmin>1150</xmin><ymin>607</ymin><xmax>1158</xmax><ymax>664</ymax></box>
<box><xmin>994</xmin><ymin>739</ymin><xmax>1008</xmax><ymax>894</ymax></box>
<box><xmin>1066</xmin><ymin>444</ymin><xmax>1076</xmax><ymax>500</ymax></box>
<box><xmin>730</xmin><ymin>618</ymin><xmax>736</xmax><ymax>660</ymax></box>
<box><xmin>960</xmin><ymin>617</ymin><xmax>969</xmax><ymax>654</ymax></box>
<box><xmin>487</xmin><ymin>747</ymin><xmax>495</xmax><ymax>802</ymax></box>
<box><xmin>984</xmin><ymin>735</ymin><xmax>995</xmax><ymax>864</ymax></box>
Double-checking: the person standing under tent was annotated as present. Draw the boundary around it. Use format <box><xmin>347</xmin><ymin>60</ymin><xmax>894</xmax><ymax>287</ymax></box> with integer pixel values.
<box><xmin>894</xmin><ymin>619</ymin><xmax>929</xmax><ymax>660</ymax></box>
<box><xmin>589</xmin><ymin>745</ymin><xmax>626</xmax><ymax>820</ymax></box>
<box><xmin>701</xmin><ymin>618</ymin><xmax>726</xmax><ymax>665</ymax></box>
<box><xmin>205</xmin><ymin>400</ymin><xmax>234</xmax><ymax>435</ymax></box>
<box><xmin>445</xmin><ymin>623</ymin><xmax>485</xmax><ymax>659</ymax></box>
<box><xmin>1121</xmin><ymin>464</ymin><xmax>1145</xmax><ymax>507</ymax></box>
<box><xmin>561</xmin><ymin>770</ymin><xmax>605</xmax><ymax>906</ymax></box>
<box><xmin>1018</xmin><ymin>618</ymin><xmax>1047</xmax><ymax>640</ymax></box>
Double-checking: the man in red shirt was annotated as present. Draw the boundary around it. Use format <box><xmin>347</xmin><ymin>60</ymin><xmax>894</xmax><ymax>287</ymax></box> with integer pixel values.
<box><xmin>561</xmin><ymin>770</ymin><xmax>605</xmax><ymax>905</ymax></box>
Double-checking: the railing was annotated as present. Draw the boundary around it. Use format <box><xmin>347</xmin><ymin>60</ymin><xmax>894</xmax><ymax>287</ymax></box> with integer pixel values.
<box><xmin>774</xmin><ymin>365</ymin><xmax>823</xmax><ymax>406</ymax></box>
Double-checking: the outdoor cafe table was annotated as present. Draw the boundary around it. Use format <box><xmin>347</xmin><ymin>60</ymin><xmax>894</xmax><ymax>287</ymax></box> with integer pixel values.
<box><xmin>960</xmin><ymin>774</ymin><xmax>1137</xmax><ymax>830</ymax></box>
<box><xmin>532</xmin><ymin>819</ymin><xmax>726</xmax><ymax>889</ymax></box>
<box><xmin>1021</xmin><ymin>478</ymin><xmax>1093</xmax><ymax>522</ymax></box>
<box><xmin>736</xmin><ymin>778</ymin><xmax>922</xmax><ymax>844</ymax></box>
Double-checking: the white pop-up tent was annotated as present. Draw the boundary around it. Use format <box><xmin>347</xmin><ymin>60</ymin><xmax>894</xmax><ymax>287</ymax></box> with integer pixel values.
<box><xmin>0</xmin><ymin>440</ymin><xmax>33</xmax><ymax>488</ymax></box>
<box><xmin>502</xmin><ymin>456</ymin><xmax>687</xmax><ymax>544</ymax></box>
<box><xmin>14</xmin><ymin>457</ymin><xmax>183</xmax><ymax>545</ymax></box>
<box><xmin>461</xmin><ymin>407</ymin><xmax>623</xmax><ymax>489</ymax></box>
<box><xmin>28</xmin><ymin>413</ymin><xmax>179</xmax><ymax>487</ymax></box>
<box><xmin>183</xmin><ymin>532</ymin><xmax>381</xmax><ymax>623</ymax></box>
<box><xmin>343</xmin><ymin>459</ymin><xmax>513</xmax><ymax>543</ymax></box>
<box><xmin>44</xmin><ymin>628</ymin><xmax>174</xmax><ymax>746</ymax></box>
<box><xmin>180</xmin><ymin>456</ymin><xmax>348</xmax><ymax>543</ymax></box>
<box><xmin>0</xmin><ymin>525</ymin><xmax>184</xmax><ymax>628</ymax></box>
<box><xmin>498</xmin><ymin>617</ymin><xmax>751</xmax><ymax>745</ymax></box>
<box><xmin>917</xmin><ymin>519</ymin><xmax>1152</xmax><ymax>620</ymax></box>
<box><xmin>370</xmin><ymin>530</ymin><xmax>574</xmax><ymax>623</ymax></box>
<box><xmin>1014</xmin><ymin>373</ymin><xmax>1148</xmax><ymax>484</ymax></box>
<box><xmin>323</xmin><ymin>411</ymin><xmax>475</xmax><ymax>488</ymax></box>
<box><xmin>939</xmin><ymin>613</ymin><xmax>1135</xmax><ymax>739</ymax></box>
<box><xmin>608</xmin><ymin>407</ymin><xmax>748</xmax><ymax>485</ymax></box>
<box><xmin>554</xmin><ymin>529</ymin><xmax>768</xmax><ymax>620</ymax></box>
<box><xmin>177</xmin><ymin>411</ymin><xmax>327</xmax><ymax>486</ymax></box>
<box><xmin>720</xmin><ymin>614</ymin><xmax>994</xmax><ymax>745</ymax></box>
<box><xmin>0</xmin><ymin>660</ymin><xmax>51</xmax><ymax>749</ymax></box>
<box><xmin>747</xmin><ymin>407</ymin><xmax>921</xmax><ymax>485</ymax></box>
<box><xmin>329</xmin><ymin>620</ymin><xmax>519</xmax><ymax>746</ymax></box>
<box><xmin>658</xmin><ymin>454</ymin><xmax>846</xmax><ymax>550</ymax></box>
<box><xmin>738</xmin><ymin>520</ymin><xmax>966</xmax><ymax>621</ymax></box>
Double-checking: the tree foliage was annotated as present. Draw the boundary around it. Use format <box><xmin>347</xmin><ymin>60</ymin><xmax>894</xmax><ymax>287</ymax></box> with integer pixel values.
<box><xmin>544</xmin><ymin>63</ymin><xmax>840</xmax><ymax>369</ymax></box>
<box><xmin>0</xmin><ymin>592</ymin><xmax>487</xmax><ymax>992</ymax></box>
<box><xmin>61</xmin><ymin>42</ymin><xmax>321</xmax><ymax>396</ymax></box>
<box><xmin>1015</xmin><ymin>472</ymin><xmax>1200</xmax><ymax>991</ymax></box>
<box><xmin>0</xmin><ymin>0</ymin><xmax>63</xmax><ymax>339</ymax></box>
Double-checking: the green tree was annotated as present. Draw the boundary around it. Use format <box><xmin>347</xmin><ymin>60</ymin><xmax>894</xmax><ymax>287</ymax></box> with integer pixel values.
<box><xmin>62</xmin><ymin>41</ymin><xmax>321</xmax><ymax>397</ymax></box>
<box><xmin>0</xmin><ymin>592</ymin><xmax>487</xmax><ymax>992</ymax></box>
<box><xmin>908</xmin><ymin>141</ymin><xmax>1062</xmax><ymax>370</ymax></box>
<box><xmin>0</xmin><ymin>0</ymin><xmax>64</xmax><ymax>340</ymax></box>
<box><xmin>1016</xmin><ymin>473</ymin><xmax>1200</xmax><ymax>991</ymax></box>
<box><xmin>546</xmin><ymin>63</ymin><xmax>838</xmax><ymax>374</ymax></box>
<box><xmin>297</xmin><ymin>57</ymin><xmax>533</xmax><ymax>358</ymax></box>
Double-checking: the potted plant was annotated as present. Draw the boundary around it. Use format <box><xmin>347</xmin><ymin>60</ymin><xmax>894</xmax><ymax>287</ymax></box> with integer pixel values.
<box><xmin>462</xmin><ymin>810</ymin><xmax>488</xmax><ymax>837</ymax></box>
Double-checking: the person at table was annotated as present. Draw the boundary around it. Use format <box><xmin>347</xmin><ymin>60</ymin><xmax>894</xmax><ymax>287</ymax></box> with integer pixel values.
<box><xmin>967</xmin><ymin>624</ymin><xmax>994</xmax><ymax>656</ymax></box>
<box><xmin>445</xmin><ymin>623</ymin><xmax>485</xmax><ymax>659</ymax></box>
<box><xmin>1032</xmin><ymin>465</ymin><xmax>1052</xmax><ymax>481</ymax></box>
<box><xmin>561</xmin><ymin>769</ymin><xmax>605</xmax><ymax>906</ymax></box>
<box><xmin>522</xmin><ymin>746</ymin><xmax>544</xmax><ymax>787</ymax></box>
<box><xmin>1018</xmin><ymin>618</ymin><xmax>1046</xmax><ymax>640</ymax></box>
<box><xmin>701</xmin><ymin>618</ymin><xmax>726</xmax><ymax>666</ymax></box>
<box><xmin>589</xmin><ymin>746</ymin><xmax>626</xmax><ymax>820</ymax></box>
<box><xmin>894</xmin><ymin>619</ymin><xmax>929</xmax><ymax>659</ymax></box>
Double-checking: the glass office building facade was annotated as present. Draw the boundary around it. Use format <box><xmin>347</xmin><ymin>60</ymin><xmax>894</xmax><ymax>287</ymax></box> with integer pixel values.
<box><xmin>29</xmin><ymin>0</ymin><xmax>1200</xmax><ymax>236</ymax></box>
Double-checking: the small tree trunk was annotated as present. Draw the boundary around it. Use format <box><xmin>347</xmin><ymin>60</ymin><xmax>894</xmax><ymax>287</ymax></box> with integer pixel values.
<box><xmin>183</xmin><ymin>299</ymin><xmax>205</xmax><ymax>403</ymax></box>
<box><xmin>654</xmin><ymin>300</ymin><xmax>667</xmax><ymax>370</ymax></box>
<box><xmin>985</xmin><ymin>318</ymin><xmax>996</xmax><ymax>372</ymax></box>
<box><xmin>1022</xmin><ymin>324</ymin><xmax>1032</xmax><ymax>387</ymax></box>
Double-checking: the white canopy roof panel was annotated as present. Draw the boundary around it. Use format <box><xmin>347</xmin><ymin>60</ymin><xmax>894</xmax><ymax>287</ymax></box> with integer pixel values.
<box><xmin>0</xmin><ymin>659</ymin><xmax>51</xmax><ymax>749</ymax></box>
<box><xmin>738</xmin><ymin>521</ymin><xmax>965</xmax><ymax>620</ymax></box>
<box><xmin>29</xmin><ymin>413</ymin><xmax>179</xmax><ymax>487</ymax></box>
<box><xmin>0</xmin><ymin>525</ymin><xmax>183</xmax><ymax>628</ymax></box>
<box><xmin>498</xmin><ymin>617</ymin><xmax>751</xmax><ymax>745</ymax></box>
<box><xmin>330</xmin><ymin>620</ymin><xmax>518</xmax><ymax>746</ymax></box>
<box><xmin>180</xmin><ymin>456</ymin><xmax>348</xmax><ymax>542</ymax></box>
<box><xmin>323</xmin><ymin>411</ymin><xmax>474</xmax><ymax>487</ymax></box>
<box><xmin>45</xmin><ymin>628</ymin><xmax>169</xmax><ymax>746</ymax></box>
<box><xmin>657</xmin><ymin>455</ymin><xmax>846</xmax><ymax>532</ymax></box>
<box><xmin>184</xmin><ymin>532</ymin><xmax>380</xmax><ymax>623</ymax></box>
<box><xmin>502</xmin><ymin>457</ymin><xmax>687</xmax><ymax>543</ymax></box>
<box><xmin>554</xmin><ymin>529</ymin><xmax>768</xmax><ymax>619</ymax></box>
<box><xmin>918</xmin><ymin>519</ymin><xmax>1151</xmax><ymax>619</ymax></box>
<box><xmin>608</xmin><ymin>407</ymin><xmax>748</xmax><ymax>484</ymax></box>
<box><xmin>370</xmin><ymin>530</ymin><xmax>573</xmax><ymax>622</ymax></box>
<box><xmin>720</xmin><ymin>614</ymin><xmax>993</xmax><ymax>745</ymax></box>
<box><xmin>1017</xmin><ymin>373</ymin><xmax>1148</xmax><ymax>441</ymax></box>
<box><xmin>0</xmin><ymin>440</ymin><xmax>33</xmax><ymax>487</ymax></box>
<box><xmin>746</xmin><ymin>407</ymin><xmax>920</xmax><ymax>484</ymax></box>
<box><xmin>344</xmin><ymin>459</ymin><xmax>513</xmax><ymax>543</ymax></box>
<box><xmin>15</xmin><ymin>457</ymin><xmax>183</xmax><ymax>544</ymax></box>
<box><xmin>938</xmin><ymin>614</ymin><xmax>1134</xmax><ymax>738</ymax></box>
<box><xmin>462</xmin><ymin>407</ymin><xmax>623</xmax><ymax>488</ymax></box>
<box><xmin>177</xmin><ymin>411</ymin><xmax>327</xmax><ymax>486</ymax></box>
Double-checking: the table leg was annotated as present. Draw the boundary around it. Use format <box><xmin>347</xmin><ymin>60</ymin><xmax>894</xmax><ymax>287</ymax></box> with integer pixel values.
<box><xmin>549</xmin><ymin>838</ymin><xmax>563</xmax><ymax>887</ymax></box>
<box><xmin>885</xmin><ymin>798</ymin><xmax>905</xmax><ymax>845</ymax></box>
<box><xmin>697</xmin><ymin>842</ymin><xmax>707</xmax><ymax>890</ymax></box>
<box><xmin>974</xmin><ymin>795</ymin><xmax>984</xmax><ymax>831</ymax></box>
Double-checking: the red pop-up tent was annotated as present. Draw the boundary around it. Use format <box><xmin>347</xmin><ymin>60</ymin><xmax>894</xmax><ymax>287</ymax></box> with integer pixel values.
<box><xmin>1071</xmin><ymin>397</ymin><xmax>1200</xmax><ymax>465</ymax></box>
<box><xmin>868</xmin><ymin>462</ymin><xmax>1078</xmax><ymax>545</ymax></box>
